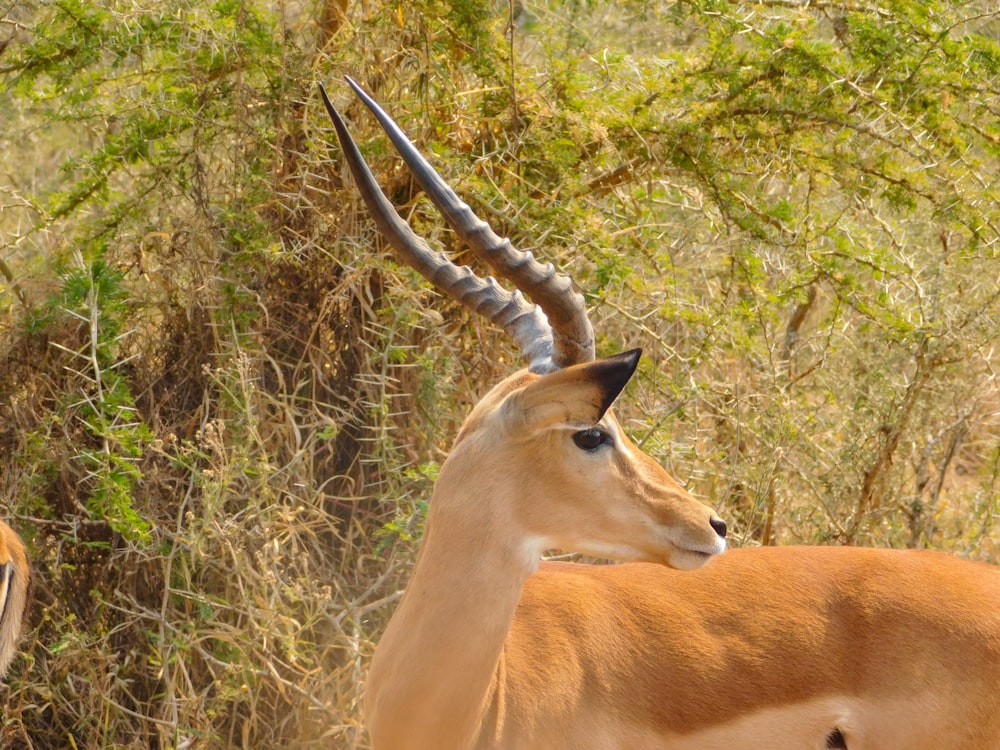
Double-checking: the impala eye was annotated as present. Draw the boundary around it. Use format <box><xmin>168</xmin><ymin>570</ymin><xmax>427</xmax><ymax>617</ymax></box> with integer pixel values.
<box><xmin>572</xmin><ymin>428</ymin><xmax>611</xmax><ymax>451</ymax></box>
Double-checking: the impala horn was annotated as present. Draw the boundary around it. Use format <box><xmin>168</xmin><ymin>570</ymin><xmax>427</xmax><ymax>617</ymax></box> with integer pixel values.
<box><xmin>319</xmin><ymin>78</ymin><xmax>595</xmax><ymax>373</ymax></box>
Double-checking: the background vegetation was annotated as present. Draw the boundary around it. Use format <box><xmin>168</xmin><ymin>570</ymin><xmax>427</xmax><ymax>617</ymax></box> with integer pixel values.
<box><xmin>2</xmin><ymin>0</ymin><xmax>1000</xmax><ymax>746</ymax></box>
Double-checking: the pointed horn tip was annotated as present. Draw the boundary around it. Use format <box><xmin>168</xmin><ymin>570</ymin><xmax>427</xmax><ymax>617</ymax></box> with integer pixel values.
<box><xmin>344</xmin><ymin>76</ymin><xmax>378</xmax><ymax>110</ymax></box>
<box><xmin>318</xmin><ymin>82</ymin><xmax>341</xmax><ymax>125</ymax></box>
<box><xmin>318</xmin><ymin>77</ymin><xmax>365</xmax><ymax>115</ymax></box>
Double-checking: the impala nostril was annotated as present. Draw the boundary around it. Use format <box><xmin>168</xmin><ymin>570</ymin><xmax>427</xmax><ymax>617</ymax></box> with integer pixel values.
<box><xmin>709</xmin><ymin>517</ymin><xmax>727</xmax><ymax>539</ymax></box>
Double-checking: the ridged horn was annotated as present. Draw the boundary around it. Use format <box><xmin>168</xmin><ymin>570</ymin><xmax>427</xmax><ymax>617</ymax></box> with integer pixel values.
<box><xmin>319</xmin><ymin>83</ymin><xmax>554</xmax><ymax>372</ymax></box>
<box><xmin>324</xmin><ymin>77</ymin><xmax>596</xmax><ymax>370</ymax></box>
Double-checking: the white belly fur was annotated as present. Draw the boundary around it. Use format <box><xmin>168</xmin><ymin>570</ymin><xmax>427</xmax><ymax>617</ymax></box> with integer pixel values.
<box><xmin>516</xmin><ymin>693</ymin><xmax>1000</xmax><ymax>750</ymax></box>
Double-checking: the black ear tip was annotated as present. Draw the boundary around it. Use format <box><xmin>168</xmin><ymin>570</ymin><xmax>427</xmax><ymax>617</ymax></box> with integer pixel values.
<box><xmin>593</xmin><ymin>348</ymin><xmax>642</xmax><ymax>418</ymax></box>
<box><xmin>620</xmin><ymin>347</ymin><xmax>642</xmax><ymax>371</ymax></box>
<box><xmin>607</xmin><ymin>347</ymin><xmax>642</xmax><ymax>383</ymax></box>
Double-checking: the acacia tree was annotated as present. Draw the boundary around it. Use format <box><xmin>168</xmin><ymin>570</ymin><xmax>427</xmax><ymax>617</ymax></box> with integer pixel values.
<box><xmin>507</xmin><ymin>0</ymin><xmax>1000</xmax><ymax>550</ymax></box>
<box><xmin>1</xmin><ymin>0</ymin><xmax>999</xmax><ymax>747</ymax></box>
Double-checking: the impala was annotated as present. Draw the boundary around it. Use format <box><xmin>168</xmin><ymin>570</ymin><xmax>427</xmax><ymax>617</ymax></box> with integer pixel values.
<box><xmin>0</xmin><ymin>519</ymin><xmax>28</xmax><ymax>679</ymax></box>
<box><xmin>320</xmin><ymin>79</ymin><xmax>1000</xmax><ymax>750</ymax></box>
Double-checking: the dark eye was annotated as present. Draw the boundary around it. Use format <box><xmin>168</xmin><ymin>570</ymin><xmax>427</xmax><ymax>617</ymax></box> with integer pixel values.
<box><xmin>572</xmin><ymin>428</ymin><xmax>611</xmax><ymax>451</ymax></box>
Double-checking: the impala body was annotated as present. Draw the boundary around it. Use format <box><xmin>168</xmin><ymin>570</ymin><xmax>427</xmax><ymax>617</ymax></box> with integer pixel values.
<box><xmin>0</xmin><ymin>519</ymin><xmax>29</xmax><ymax>679</ymax></box>
<box><xmin>320</xmin><ymin>79</ymin><xmax>1000</xmax><ymax>750</ymax></box>
<box><xmin>498</xmin><ymin>548</ymin><xmax>1000</xmax><ymax>749</ymax></box>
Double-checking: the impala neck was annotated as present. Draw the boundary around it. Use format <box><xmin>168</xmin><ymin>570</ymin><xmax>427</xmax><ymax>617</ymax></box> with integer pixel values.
<box><xmin>365</xmin><ymin>438</ymin><xmax>538</xmax><ymax>750</ymax></box>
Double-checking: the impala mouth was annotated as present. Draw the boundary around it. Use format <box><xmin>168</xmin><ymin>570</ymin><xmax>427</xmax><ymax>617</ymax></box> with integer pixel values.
<box><xmin>541</xmin><ymin>533</ymin><xmax>724</xmax><ymax>568</ymax></box>
<box><xmin>666</xmin><ymin>538</ymin><xmax>726</xmax><ymax>571</ymax></box>
<box><xmin>668</xmin><ymin>548</ymin><xmax>716</xmax><ymax>571</ymax></box>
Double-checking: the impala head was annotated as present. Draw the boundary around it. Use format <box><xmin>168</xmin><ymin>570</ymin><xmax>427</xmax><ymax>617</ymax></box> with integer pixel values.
<box><xmin>320</xmin><ymin>78</ymin><xmax>726</xmax><ymax>569</ymax></box>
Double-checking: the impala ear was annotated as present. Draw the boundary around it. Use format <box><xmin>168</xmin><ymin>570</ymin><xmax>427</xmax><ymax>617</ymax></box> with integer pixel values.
<box><xmin>501</xmin><ymin>349</ymin><xmax>641</xmax><ymax>436</ymax></box>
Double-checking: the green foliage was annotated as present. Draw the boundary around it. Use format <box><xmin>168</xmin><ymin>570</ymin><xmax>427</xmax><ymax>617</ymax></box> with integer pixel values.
<box><xmin>43</xmin><ymin>256</ymin><xmax>154</xmax><ymax>541</ymax></box>
<box><xmin>7</xmin><ymin>0</ymin><xmax>282</xmax><ymax>249</ymax></box>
